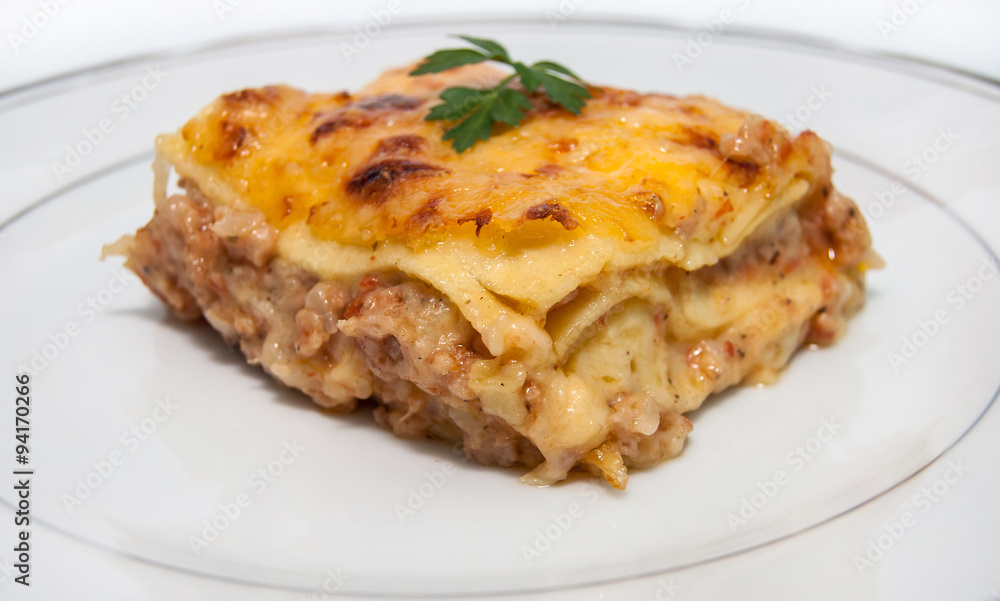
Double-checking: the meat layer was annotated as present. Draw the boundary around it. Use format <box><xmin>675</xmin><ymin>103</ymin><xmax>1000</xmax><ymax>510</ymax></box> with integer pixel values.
<box><xmin>110</xmin><ymin>165</ymin><xmax>871</xmax><ymax>487</ymax></box>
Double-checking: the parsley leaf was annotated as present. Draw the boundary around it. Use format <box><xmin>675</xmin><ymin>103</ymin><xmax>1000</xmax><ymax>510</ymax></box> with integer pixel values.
<box><xmin>409</xmin><ymin>49</ymin><xmax>492</xmax><ymax>75</ymax></box>
<box><xmin>512</xmin><ymin>62</ymin><xmax>541</xmax><ymax>92</ymax></box>
<box><xmin>410</xmin><ymin>36</ymin><xmax>591</xmax><ymax>152</ymax></box>
<box><xmin>491</xmin><ymin>88</ymin><xmax>533</xmax><ymax>127</ymax></box>
<box><xmin>425</xmin><ymin>87</ymin><xmax>492</xmax><ymax>121</ymax></box>
<box><xmin>441</xmin><ymin>102</ymin><xmax>495</xmax><ymax>153</ymax></box>
<box><xmin>534</xmin><ymin>68</ymin><xmax>589</xmax><ymax>115</ymax></box>
<box><xmin>431</xmin><ymin>85</ymin><xmax>533</xmax><ymax>153</ymax></box>
<box><xmin>455</xmin><ymin>35</ymin><xmax>511</xmax><ymax>62</ymax></box>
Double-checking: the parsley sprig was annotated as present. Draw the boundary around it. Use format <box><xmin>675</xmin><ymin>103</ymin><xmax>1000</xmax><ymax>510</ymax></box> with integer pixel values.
<box><xmin>410</xmin><ymin>36</ymin><xmax>591</xmax><ymax>153</ymax></box>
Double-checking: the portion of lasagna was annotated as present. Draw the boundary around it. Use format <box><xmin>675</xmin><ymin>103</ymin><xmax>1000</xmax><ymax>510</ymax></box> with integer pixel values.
<box><xmin>108</xmin><ymin>63</ymin><xmax>876</xmax><ymax>488</ymax></box>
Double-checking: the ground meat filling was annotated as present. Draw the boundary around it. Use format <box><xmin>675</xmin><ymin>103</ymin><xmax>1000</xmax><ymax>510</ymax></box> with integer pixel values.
<box><xmin>116</xmin><ymin>188</ymin><xmax>548</xmax><ymax>468</ymax></box>
<box><xmin>114</xmin><ymin>172</ymin><xmax>871</xmax><ymax>484</ymax></box>
<box><xmin>338</xmin><ymin>281</ymin><xmax>479</xmax><ymax>402</ymax></box>
<box><xmin>336</xmin><ymin>281</ymin><xmax>546</xmax><ymax>467</ymax></box>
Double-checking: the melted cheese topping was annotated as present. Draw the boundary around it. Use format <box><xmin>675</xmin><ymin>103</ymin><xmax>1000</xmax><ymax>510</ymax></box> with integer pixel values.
<box><xmin>158</xmin><ymin>63</ymin><xmax>828</xmax><ymax>271</ymax></box>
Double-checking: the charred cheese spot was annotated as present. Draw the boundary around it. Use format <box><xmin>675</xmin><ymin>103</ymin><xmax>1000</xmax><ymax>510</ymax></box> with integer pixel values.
<box><xmin>346</xmin><ymin>158</ymin><xmax>449</xmax><ymax>205</ymax></box>
<box><xmin>215</xmin><ymin>122</ymin><xmax>248</xmax><ymax>161</ymax></box>
<box><xmin>724</xmin><ymin>158</ymin><xmax>761</xmax><ymax>188</ymax></box>
<box><xmin>311</xmin><ymin>95</ymin><xmax>423</xmax><ymax>144</ymax></box>
<box><xmin>221</xmin><ymin>87</ymin><xmax>281</xmax><ymax>108</ymax></box>
<box><xmin>680</xmin><ymin>127</ymin><xmax>719</xmax><ymax>152</ymax></box>
<box><xmin>525</xmin><ymin>200</ymin><xmax>579</xmax><ymax>231</ymax></box>
<box><xmin>311</xmin><ymin>115</ymin><xmax>370</xmax><ymax>142</ymax></box>
<box><xmin>405</xmin><ymin>197</ymin><xmax>444</xmax><ymax>232</ymax></box>
<box><xmin>475</xmin><ymin>208</ymin><xmax>493</xmax><ymax>235</ymax></box>
<box><xmin>356</xmin><ymin>94</ymin><xmax>422</xmax><ymax>110</ymax></box>
<box><xmin>374</xmin><ymin>134</ymin><xmax>427</xmax><ymax>156</ymax></box>
<box><xmin>457</xmin><ymin>208</ymin><xmax>494</xmax><ymax>236</ymax></box>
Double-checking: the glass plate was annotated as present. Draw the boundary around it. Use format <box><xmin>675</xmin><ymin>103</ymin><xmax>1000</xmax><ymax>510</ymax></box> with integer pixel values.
<box><xmin>1</xmin><ymin>19</ymin><xmax>998</xmax><ymax>598</ymax></box>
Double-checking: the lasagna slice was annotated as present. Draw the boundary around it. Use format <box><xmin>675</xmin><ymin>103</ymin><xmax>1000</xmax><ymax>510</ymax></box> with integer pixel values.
<box><xmin>108</xmin><ymin>63</ymin><xmax>876</xmax><ymax>488</ymax></box>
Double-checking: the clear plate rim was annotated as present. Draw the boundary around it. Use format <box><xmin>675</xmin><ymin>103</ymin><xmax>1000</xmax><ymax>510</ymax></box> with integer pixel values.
<box><xmin>1</xmin><ymin>14</ymin><xmax>998</xmax><ymax>106</ymax></box>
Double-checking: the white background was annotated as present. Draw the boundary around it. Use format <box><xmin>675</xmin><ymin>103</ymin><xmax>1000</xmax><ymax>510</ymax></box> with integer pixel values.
<box><xmin>0</xmin><ymin>1</ymin><xmax>998</xmax><ymax>599</ymax></box>
<box><xmin>2</xmin><ymin>0</ymin><xmax>999</xmax><ymax>93</ymax></box>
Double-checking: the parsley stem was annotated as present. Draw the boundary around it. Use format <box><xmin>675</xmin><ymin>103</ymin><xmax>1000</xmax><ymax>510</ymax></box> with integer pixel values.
<box><xmin>412</xmin><ymin>36</ymin><xmax>590</xmax><ymax>152</ymax></box>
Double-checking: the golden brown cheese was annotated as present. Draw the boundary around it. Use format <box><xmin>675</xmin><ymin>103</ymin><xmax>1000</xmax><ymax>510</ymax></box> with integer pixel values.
<box><xmin>159</xmin><ymin>64</ymin><xmax>828</xmax><ymax>263</ymax></box>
